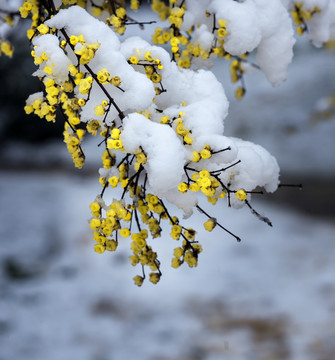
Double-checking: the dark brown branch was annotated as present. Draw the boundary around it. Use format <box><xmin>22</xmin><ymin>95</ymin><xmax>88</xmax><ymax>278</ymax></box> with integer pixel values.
<box><xmin>196</xmin><ymin>205</ymin><xmax>241</xmax><ymax>242</ymax></box>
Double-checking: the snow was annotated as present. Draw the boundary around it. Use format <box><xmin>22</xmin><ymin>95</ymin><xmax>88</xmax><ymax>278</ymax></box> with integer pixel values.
<box><xmin>218</xmin><ymin>41</ymin><xmax>335</xmax><ymax>177</ymax></box>
<box><xmin>121</xmin><ymin>113</ymin><xmax>186</xmax><ymax>195</ymax></box>
<box><xmin>283</xmin><ymin>0</ymin><xmax>335</xmax><ymax>46</ymax></box>
<box><xmin>195</xmin><ymin>0</ymin><xmax>296</xmax><ymax>86</ymax></box>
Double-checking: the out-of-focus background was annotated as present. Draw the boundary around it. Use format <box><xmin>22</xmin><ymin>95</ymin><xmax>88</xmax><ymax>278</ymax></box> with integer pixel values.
<box><xmin>1</xmin><ymin>9</ymin><xmax>335</xmax><ymax>360</ymax></box>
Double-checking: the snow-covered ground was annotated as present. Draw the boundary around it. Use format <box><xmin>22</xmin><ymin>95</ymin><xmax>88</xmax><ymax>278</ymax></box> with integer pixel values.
<box><xmin>0</xmin><ymin>171</ymin><xmax>334</xmax><ymax>360</ymax></box>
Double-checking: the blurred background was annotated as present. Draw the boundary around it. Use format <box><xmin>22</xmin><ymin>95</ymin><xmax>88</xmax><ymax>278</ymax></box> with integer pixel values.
<box><xmin>0</xmin><ymin>8</ymin><xmax>335</xmax><ymax>360</ymax></box>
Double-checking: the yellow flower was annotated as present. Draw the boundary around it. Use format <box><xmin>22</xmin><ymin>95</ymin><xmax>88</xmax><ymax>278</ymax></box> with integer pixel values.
<box><xmin>37</xmin><ymin>24</ymin><xmax>49</xmax><ymax>35</ymax></box>
<box><xmin>43</xmin><ymin>66</ymin><xmax>53</xmax><ymax>75</ymax></box>
<box><xmin>160</xmin><ymin>116</ymin><xmax>169</xmax><ymax>124</ymax></box>
<box><xmin>178</xmin><ymin>58</ymin><xmax>191</xmax><ymax>69</ymax></box>
<box><xmin>189</xmin><ymin>183</ymin><xmax>200</xmax><ymax>192</ymax></box>
<box><xmin>218</xmin><ymin>19</ymin><xmax>227</xmax><ymax>28</ymax></box>
<box><xmin>89</xmin><ymin>201</ymin><xmax>101</xmax><ymax>214</ymax></box>
<box><xmin>184</xmin><ymin>251</ymin><xmax>197</xmax><ymax>267</ymax></box>
<box><xmin>217</xmin><ymin>28</ymin><xmax>227</xmax><ymax>38</ymax></box>
<box><xmin>120</xmin><ymin>228</ymin><xmax>130</xmax><ymax>237</ymax></box>
<box><xmin>184</xmin><ymin>228</ymin><xmax>196</xmax><ymax>241</ymax></box>
<box><xmin>70</xmin><ymin>35</ymin><xmax>79</xmax><ymax>45</ymax></box>
<box><xmin>235</xmin><ymin>86</ymin><xmax>245</xmax><ymax>100</ymax></box>
<box><xmin>171</xmin><ymin>257</ymin><xmax>181</xmax><ymax>268</ymax></box>
<box><xmin>129</xmin><ymin>56</ymin><xmax>139</xmax><ymax>64</ymax></box>
<box><xmin>191</xmin><ymin>151</ymin><xmax>200</xmax><ymax>162</ymax></box>
<box><xmin>107</xmin><ymin>176</ymin><xmax>118</xmax><ymax>188</ymax></box>
<box><xmin>151</xmin><ymin>73</ymin><xmax>162</xmax><ymax>83</ymax></box>
<box><xmin>94</xmin><ymin>105</ymin><xmax>105</xmax><ymax>116</ymax></box>
<box><xmin>198</xmin><ymin>176</ymin><xmax>211</xmax><ymax>188</ymax></box>
<box><xmin>94</xmin><ymin>244</ymin><xmax>105</xmax><ymax>254</ymax></box>
<box><xmin>171</xmin><ymin>45</ymin><xmax>179</xmax><ymax>53</ymax></box>
<box><xmin>177</xmin><ymin>182</ymin><xmax>188</xmax><ymax>193</ymax></box>
<box><xmin>170</xmin><ymin>224</ymin><xmax>182</xmax><ymax>239</ymax></box>
<box><xmin>200</xmin><ymin>148</ymin><xmax>211</xmax><ymax>159</ymax></box>
<box><xmin>170</xmin><ymin>37</ymin><xmax>180</xmax><ymax>47</ymax></box>
<box><xmin>106</xmin><ymin>240</ymin><xmax>117</xmax><ymax>251</ymax></box>
<box><xmin>116</xmin><ymin>7</ymin><xmax>127</xmax><ymax>18</ymax></box>
<box><xmin>296</xmin><ymin>26</ymin><xmax>304</xmax><ymax>36</ymax></box>
<box><xmin>136</xmin><ymin>152</ymin><xmax>147</xmax><ymax>164</ymax></box>
<box><xmin>174</xmin><ymin>247</ymin><xmax>184</xmax><ymax>258</ymax></box>
<box><xmin>110</xmin><ymin>128</ymin><xmax>121</xmax><ymax>139</ymax></box>
<box><xmin>204</xmin><ymin>218</ymin><xmax>216</xmax><ymax>231</ymax></box>
<box><xmin>92</xmin><ymin>7</ymin><xmax>102</xmax><ymax>17</ymax></box>
<box><xmin>89</xmin><ymin>218</ymin><xmax>101</xmax><ymax>230</ymax></box>
<box><xmin>78</xmin><ymin>98</ymin><xmax>86</xmax><ymax>106</ymax></box>
<box><xmin>1</xmin><ymin>42</ymin><xmax>14</xmax><ymax>57</ymax></box>
<box><xmin>68</xmin><ymin>64</ymin><xmax>78</xmax><ymax>76</ymax></box>
<box><xmin>133</xmin><ymin>275</ymin><xmax>144</xmax><ymax>286</ymax></box>
<box><xmin>235</xmin><ymin>189</ymin><xmax>247</xmax><ymax>201</ymax></box>
<box><xmin>107</xmin><ymin>139</ymin><xmax>123</xmax><ymax>150</ymax></box>
<box><xmin>97</xmin><ymin>68</ymin><xmax>110</xmax><ymax>84</ymax></box>
<box><xmin>130</xmin><ymin>0</ymin><xmax>140</xmax><ymax>10</ymax></box>
<box><xmin>111</xmin><ymin>76</ymin><xmax>121</xmax><ymax>86</ymax></box>
<box><xmin>184</xmin><ymin>133</ymin><xmax>193</xmax><ymax>145</ymax></box>
<box><xmin>149</xmin><ymin>272</ymin><xmax>160</xmax><ymax>284</ymax></box>
<box><xmin>148</xmin><ymin>195</ymin><xmax>159</xmax><ymax>205</ymax></box>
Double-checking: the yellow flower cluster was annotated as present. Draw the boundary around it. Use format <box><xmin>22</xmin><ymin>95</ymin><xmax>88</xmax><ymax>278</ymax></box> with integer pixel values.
<box><xmin>217</xmin><ymin>19</ymin><xmax>228</xmax><ymax>39</ymax></box>
<box><xmin>174</xmin><ymin>113</ymin><xmax>194</xmax><ymax>145</ymax></box>
<box><xmin>128</xmin><ymin>50</ymin><xmax>164</xmax><ymax>95</ymax></box>
<box><xmin>78</xmin><ymin>76</ymin><xmax>93</xmax><ymax>95</ymax></box>
<box><xmin>19</xmin><ymin>0</ymin><xmax>41</xmax><ymax>41</ymax></box>
<box><xmin>177</xmin><ymin>167</ymin><xmax>227</xmax><ymax>205</ymax></box>
<box><xmin>0</xmin><ymin>40</ymin><xmax>14</xmax><ymax>57</ymax></box>
<box><xmin>169</xmin><ymin>6</ymin><xmax>185</xmax><ymax>29</ymax></box>
<box><xmin>107</xmin><ymin>7</ymin><xmax>127</xmax><ymax>35</ymax></box>
<box><xmin>25</xmin><ymin>36</ymin><xmax>95</xmax><ymax>168</ymax></box>
<box><xmin>130</xmin><ymin>0</ymin><xmax>140</xmax><ymax>11</ymax></box>
<box><xmin>63</xmin><ymin>123</ymin><xmax>85</xmax><ymax>168</ymax></box>
<box><xmin>152</xmin><ymin>27</ymin><xmax>190</xmax><ymax>65</ymax></box>
<box><xmin>171</xmin><ymin>239</ymin><xmax>202</xmax><ymax>269</ymax></box>
<box><xmin>101</xmin><ymin>150</ymin><xmax>116</xmax><ymax>169</ymax></box>
<box><xmin>151</xmin><ymin>0</ymin><xmax>170</xmax><ymax>21</ymax></box>
<box><xmin>89</xmin><ymin>172</ymin><xmax>177</xmax><ymax>286</ymax></box>
<box><xmin>291</xmin><ymin>2</ymin><xmax>321</xmax><ymax>35</ymax></box>
<box><xmin>230</xmin><ymin>58</ymin><xmax>248</xmax><ymax>99</ymax></box>
<box><xmin>230</xmin><ymin>58</ymin><xmax>244</xmax><ymax>83</ymax></box>
<box><xmin>73</xmin><ymin>36</ymin><xmax>100</xmax><ymax>65</ymax></box>
<box><xmin>130</xmin><ymin>230</ymin><xmax>161</xmax><ymax>285</ymax></box>
<box><xmin>107</xmin><ymin>128</ymin><xmax>124</xmax><ymax>152</ymax></box>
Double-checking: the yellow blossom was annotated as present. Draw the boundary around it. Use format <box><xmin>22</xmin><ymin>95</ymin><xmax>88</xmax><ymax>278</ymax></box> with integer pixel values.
<box><xmin>204</xmin><ymin>218</ymin><xmax>216</xmax><ymax>231</ymax></box>
<box><xmin>37</xmin><ymin>24</ymin><xmax>49</xmax><ymax>35</ymax></box>
<box><xmin>94</xmin><ymin>105</ymin><xmax>105</xmax><ymax>116</ymax></box>
<box><xmin>235</xmin><ymin>189</ymin><xmax>247</xmax><ymax>201</ymax></box>
<box><xmin>177</xmin><ymin>182</ymin><xmax>188</xmax><ymax>193</ymax></box>
<box><xmin>149</xmin><ymin>272</ymin><xmax>160</xmax><ymax>284</ymax></box>
<box><xmin>133</xmin><ymin>275</ymin><xmax>144</xmax><ymax>286</ymax></box>
<box><xmin>120</xmin><ymin>228</ymin><xmax>130</xmax><ymax>237</ymax></box>
<box><xmin>94</xmin><ymin>244</ymin><xmax>105</xmax><ymax>254</ymax></box>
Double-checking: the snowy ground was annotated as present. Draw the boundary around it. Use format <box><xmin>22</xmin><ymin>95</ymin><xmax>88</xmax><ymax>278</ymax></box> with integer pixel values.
<box><xmin>0</xmin><ymin>170</ymin><xmax>334</xmax><ymax>360</ymax></box>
